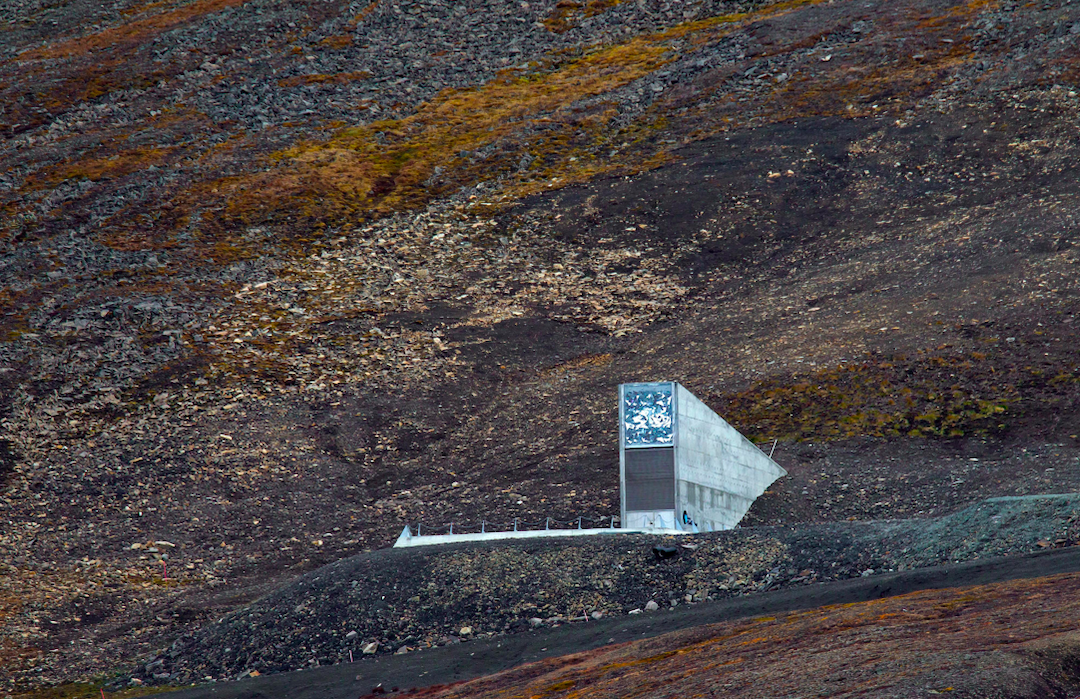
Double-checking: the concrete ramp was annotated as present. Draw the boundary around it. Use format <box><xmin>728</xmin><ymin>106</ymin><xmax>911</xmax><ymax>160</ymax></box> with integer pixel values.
<box><xmin>393</xmin><ymin>524</ymin><xmax>688</xmax><ymax>548</ymax></box>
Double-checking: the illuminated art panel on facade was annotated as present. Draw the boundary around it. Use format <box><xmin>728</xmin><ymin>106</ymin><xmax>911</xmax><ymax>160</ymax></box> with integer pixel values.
<box><xmin>622</xmin><ymin>385</ymin><xmax>673</xmax><ymax>447</ymax></box>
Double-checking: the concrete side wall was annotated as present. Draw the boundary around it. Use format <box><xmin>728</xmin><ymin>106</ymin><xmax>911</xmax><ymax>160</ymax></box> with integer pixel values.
<box><xmin>674</xmin><ymin>384</ymin><xmax>787</xmax><ymax>531</ymax></box>
<box><xmin>623</xmin><ymin>510</ymin><xmax>677</xmax><ymax>530</ymax></box>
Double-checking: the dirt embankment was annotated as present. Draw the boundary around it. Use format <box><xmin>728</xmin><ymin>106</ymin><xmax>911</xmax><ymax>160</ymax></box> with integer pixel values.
<box><xmin>132</xmin><ymin>494</ymin><xmax>1080</xmax><ymax>686</ymax></box>
<box><xmin>144</xmin><ymin>536</ymin><xmax>1080</xmax><ymax>699</ymax></box>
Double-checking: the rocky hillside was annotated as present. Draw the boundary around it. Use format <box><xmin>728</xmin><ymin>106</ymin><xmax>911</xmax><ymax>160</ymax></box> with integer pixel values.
<box><xmin>2</xmin><ymin>0</ymin><xmax>1080</xmax><ymax>693</ymax></box>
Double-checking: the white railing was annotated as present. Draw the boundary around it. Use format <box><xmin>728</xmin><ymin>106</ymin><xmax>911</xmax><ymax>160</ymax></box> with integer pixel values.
<box><xmin>407</xmin><ymin>515</ymin><xmax>617</xmax><ymax>537</ymax></box>
<box><xmin>393</xmin><ymin>514</ymin><xmax>691</xmax><ymax>548</ymax></box>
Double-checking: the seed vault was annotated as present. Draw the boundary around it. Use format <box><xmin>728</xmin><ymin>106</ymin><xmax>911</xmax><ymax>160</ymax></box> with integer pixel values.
<box><xmin>619</xmin><ymin>382</ymin><xmax>787</xmax><ymax>532</ymax></box>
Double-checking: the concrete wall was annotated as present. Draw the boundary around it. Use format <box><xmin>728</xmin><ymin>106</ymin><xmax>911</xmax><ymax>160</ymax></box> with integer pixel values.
<box><xmin>623</xmin><ymin>509</ymin><xmax>677</xmax><ymax>530</ymax></box>
<box><xmin>673</xmin><ymin>384</ymin><xmax>787</xmax><ymax>532</ymax></box>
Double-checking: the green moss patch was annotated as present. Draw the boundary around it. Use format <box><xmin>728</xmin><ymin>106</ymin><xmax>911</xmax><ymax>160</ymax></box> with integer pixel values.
<box><xmin>723</xmin><ymin>343</ymin><xmax>1080</xmax><ymax>442</ymax></box>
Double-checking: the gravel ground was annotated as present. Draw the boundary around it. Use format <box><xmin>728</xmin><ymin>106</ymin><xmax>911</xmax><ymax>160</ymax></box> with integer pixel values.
<box><xmin>128</xmin><ymin>493</ymin><xmax>1080</xmax><ymax>686</ymax></box>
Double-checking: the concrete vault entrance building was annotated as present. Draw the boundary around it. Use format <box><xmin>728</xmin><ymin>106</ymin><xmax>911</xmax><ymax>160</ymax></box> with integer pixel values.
<box><xmin>619</xmin><ymin>382</ymin><xmax>787</xmax><ymax>532</ymax></box>
<box><xmin>394</xmin><ymin>381</ymin><xmax>786</xmax><ymax>547</ymax></box>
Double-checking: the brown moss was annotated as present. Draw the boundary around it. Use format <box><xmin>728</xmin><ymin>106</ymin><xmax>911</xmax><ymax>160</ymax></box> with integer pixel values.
<box><xmin>345</xmin><ymin>0</ymin><xmax>381</xmax><ymax>31</ymax></box>
<box><xmin>318</xmin><ymin>34</ymin><xmax>353</xmax><ymax>49</ymax></box>
<box><xmin>5</xmin><ymin>0</ymin><xmax>252</xmax><ymax>127</ymax></box>
<box><xmin>410</xmin><ymin>573</ymin><xmax>1080</xmax><ymax>698</ymax></box>
<box><xmin>0</xmin><ymin>593</ymin><xmax>22</xmax><ymax>624</ymax></box>
<box><xmin>8</xmin><ymin>0</ymin><xmax>838</xmax><ymax>259</ymax></box>
<box><xmin>1044</xmin><ymin>52</ymin><xmax>1080</xmax><ymax>88</ymax></box>
<box><xmin>0</xmin><ymin>287</ymin><xmax>40</xmax><ymax>342</ymax></box>
<box><xmin>194</xmin><ymin>0</ymin><xmax>841</xmax><ymax>237</ymax></box>
<box><xmin>544</xmin><ymin>0</ymin><xmax>583</xmax><ymax>33</ymax></box>
<box><xmin>30</xmin><ymin>146</ymin><xmax>177</xmax><ymax>186</ymax></box>
<box><xmin>765</xmin><ymin>41</ymin><xmax>978</xmax><ymax>121</ymax></box>
<box><xmin>3</xmin><ymin>54</ymin><xmax>176</xmax><ymax>135</ymax></box>
<box><xmin>214</xmin><ymin>40</ymin><xmax>668</xmax><ymax>227</ymax></box>
<box><xmin>277</xmin><ymin>70</ymin><xmax>371</xmax><ymax>88</ymax></box>
<box><xmin>542</xmin><ymin>353</ymin><xmax>614</xmax><ymax>376</ymax></box>
<box><xmin>118</xmin><ymin>0</ymin><xmax>171</xmax><ymax>18</ymax></box>
<box><xmin>11</xmin><ymin>0</ymin><xmax>1011</xmax><ymax>290</ymax></box>
<box><xmin>19</xmin><ymin>0</ymin><xmax>250</xmax><ymax>61</ymax></box>
<box><xmin>543</xmin><ymin>0</ymin><xmax>624</xmax><ymax>34</ymax></box>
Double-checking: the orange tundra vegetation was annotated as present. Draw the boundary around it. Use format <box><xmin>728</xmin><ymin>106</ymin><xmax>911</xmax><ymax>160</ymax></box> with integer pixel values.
<box><xmin>29</xmin><ymin>146</ymin><xmax>178</xmax><ymax>186</ymax></box>
<box><xmin>19</xmin><ymin>0</ymin><xmax>251</xmax><ymax>61</ymax></box>
<box><xmin>214</xmin><ymin>37</ymin><xmax>673</xmax><ymax>228</ymax></box>
<box><xmin>6</xmin><ymin>0</ymin><xmax>252</xmax><ymax>131</ymax></box>
<box><xmin>766</xmin><ymin>0</ymin><xmax>999</xmax><ymax>120</ymax></box>
<box><xmin>212</xmin><ymin>0</ymin><xmax>835</xmax><ymax>231</ymax></box>
<box><xmin>544</xmin><ymin>0</ymin><xmax>626</xmax><ymax>34</ymax></box>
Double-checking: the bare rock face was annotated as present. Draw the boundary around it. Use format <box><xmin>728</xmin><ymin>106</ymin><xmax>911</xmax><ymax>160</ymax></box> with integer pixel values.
<box><xmin>2</xmin><ymin>0</ymin><xmax>1080</xmax><ymax>693</ymax></box>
